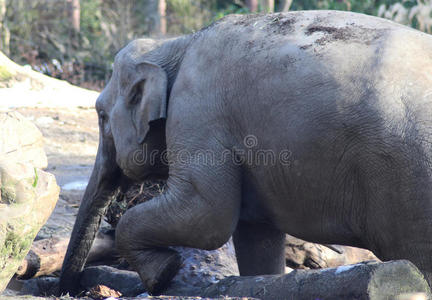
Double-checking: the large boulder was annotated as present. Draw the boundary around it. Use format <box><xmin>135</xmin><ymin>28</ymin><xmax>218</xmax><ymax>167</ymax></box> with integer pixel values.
<box><xmin>0</xmin><ymin>159</ymin><xmax>59</xmax><ymax>292</ymax></box>
<box><xmin>0</xmin><ymin>111</ymin><xmax>47</xmax><ymax>169</ymax></box>
<box><xmin>0</xmin><ymin>52</ymin><xmax>98</xmax><ymax>108</ymax></box>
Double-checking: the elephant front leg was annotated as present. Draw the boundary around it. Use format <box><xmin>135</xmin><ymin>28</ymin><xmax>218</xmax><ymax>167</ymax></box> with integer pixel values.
<box><xmin>115</xmin><ymin>162</ymin><xmax>241</xmax><ymax>295</ymax></box>
<box><xmin>233</xmin><ymin>220</ymin><xmax>286</xmax><ymax>276</ymax></box>
<box><xmin>121</xmin><ymin>246</ymin><xmax>182</xmax><ymax>295</ymax></box>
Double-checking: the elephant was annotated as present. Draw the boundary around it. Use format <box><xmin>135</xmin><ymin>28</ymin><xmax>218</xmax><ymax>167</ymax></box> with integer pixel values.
<box><xmin>60</xmin><ymin>10</ymin><xmax>432</xmax><ymax>295</ymax></box>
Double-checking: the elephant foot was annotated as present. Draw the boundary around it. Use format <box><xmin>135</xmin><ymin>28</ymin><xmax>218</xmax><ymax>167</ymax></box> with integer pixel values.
<box><xmin>134</xmin><ymin>248</ymin><xmax>182</xmax><ymax>295</ymax></box>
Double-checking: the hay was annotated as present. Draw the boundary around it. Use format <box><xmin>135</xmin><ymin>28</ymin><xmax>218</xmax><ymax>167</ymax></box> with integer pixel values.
<box><xmin>105</xmin><ymin>180</ymin><xmax>166</xmax><ymax>227</ymax></box>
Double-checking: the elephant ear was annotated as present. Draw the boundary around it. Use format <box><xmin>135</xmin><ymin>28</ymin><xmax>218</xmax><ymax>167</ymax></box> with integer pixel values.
<box><xmin>125</xmin><ymin>61</ymin><xmax>168</xmax><ymax>144</ymax></box>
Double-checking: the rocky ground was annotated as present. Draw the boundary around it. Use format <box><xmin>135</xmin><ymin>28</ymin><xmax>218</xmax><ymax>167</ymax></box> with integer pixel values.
<box><xmin>0</xmin><ymin>50</ymin><xmax>100</xmax><ymax>240</ymax></box>
<box><xmin>15</xmin><ymin>106</ymin><xmax>100</xmax><ymax>240</ymax></box>
<box><xmin>0</xmin><ymin>107</ymin><xmax>100</xmax><ymax>297</ymax></box>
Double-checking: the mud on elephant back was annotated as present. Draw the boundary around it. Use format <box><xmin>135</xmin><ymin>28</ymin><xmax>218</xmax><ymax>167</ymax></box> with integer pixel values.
<box><xmin>60</xmin><ymin>9</ymin><xmax>432</xmax><ymax>297</ymax></box>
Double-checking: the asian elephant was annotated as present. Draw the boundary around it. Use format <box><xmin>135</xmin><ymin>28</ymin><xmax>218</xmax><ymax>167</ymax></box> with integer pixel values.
<box><xmin>60</xmin><ymin>10</ymin><xmax>432</xmax><ymax>295</ymax></box>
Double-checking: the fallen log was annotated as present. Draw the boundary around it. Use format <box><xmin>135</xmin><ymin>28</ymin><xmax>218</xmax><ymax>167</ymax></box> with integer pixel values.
<box><xmin>285</xmin><ymin>234</ymin><xmax>379</xmax><ymax>269</ymax></box>
<box><xmin>15</xmin><ymin>231</ymin><xmax>116</xmax><ymax>279</ymax></box>
<box><xmin>203</xmin><ymin>260</ymin><xmax>431</xmax><ymax>300</ymax></box>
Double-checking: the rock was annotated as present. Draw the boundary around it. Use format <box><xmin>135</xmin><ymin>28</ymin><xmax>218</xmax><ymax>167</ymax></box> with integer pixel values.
<box><xmin>285</xmin><ymin>234</ymin><xmax>378</xmax><ymax>269</ymax></box>
<box><xmin>164</xmin><ymin>240</ymin><xmax>239</xmax><ymax>296</ymax></box>
<box><xmin>81</xmin><ymin>265</ymin><xmax>146</xmax><ymax>297</ymax></box>
<box><xmin>0</xmin><ymin>52</ymin><xmax>99</xmax><ymax>108</ymax></box>
<box><xmin>0</xmin><ymin>159</ymin><xmax>59</xmax><ymax>292</ymax></box>
<box><xmin>18</xmin><ymin>276</ymin><xmax>59</xmax><ymax>296</ymax></box>
<box><xmin>35</xmin><ymin>116</ymin><xmax>54</xmax><ymax>126</ymax></box>
<box><xmin>0</xmin><ymin>111</ymin><xmax>47</xmax><ymax>169</ymax></box>
<box><xmin>203</xmin><ymin>260</ymin><xmax>431</xmax><ymax>300</ymax></box>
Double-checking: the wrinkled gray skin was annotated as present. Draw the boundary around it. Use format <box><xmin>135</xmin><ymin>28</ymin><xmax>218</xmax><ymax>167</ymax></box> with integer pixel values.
<box><xmin>60</xmin><ymin>10</ymin><xmax>432</xmax><ymax>295</ymax></box>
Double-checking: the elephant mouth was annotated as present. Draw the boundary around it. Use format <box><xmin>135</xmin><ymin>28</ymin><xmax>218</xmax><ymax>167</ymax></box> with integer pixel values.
<box><xmin>122</xmin><ymin>169</ymin><xmax>147</xmax><ymax>181</ymax></box>
<box><xmin>123</xmin><ymin>168</ymin><xmax>168</xmax><ymax>182</ymax></box>
<box><xmin>143</xmin><ymin>172</ymin><xmax>168</xmax><ymax>181</ymax></box>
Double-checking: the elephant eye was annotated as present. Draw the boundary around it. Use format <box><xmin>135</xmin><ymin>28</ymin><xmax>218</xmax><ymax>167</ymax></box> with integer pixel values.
<box><xmin>129</xmin><ymin>83</ymin><xmax>143</xmax><ymax>106</ymax></box>
<box><xmin>99</xmin><ymin>110</ymin><xmax>107</xmax><ymax>123</ymax></box>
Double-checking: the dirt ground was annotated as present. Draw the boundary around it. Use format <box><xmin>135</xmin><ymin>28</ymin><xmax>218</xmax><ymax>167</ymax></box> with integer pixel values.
<box><xmin>15</xmin><ymin>107</ymin><xmax>100</xmax><ymax>239</ymax></box>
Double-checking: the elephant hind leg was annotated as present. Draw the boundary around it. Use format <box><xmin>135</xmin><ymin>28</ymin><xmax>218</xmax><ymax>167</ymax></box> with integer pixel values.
<box><xmin>380</xmin><ymin>243</ymin><xmax>432</xmax><ymax>288</ymax></box>
<box><xmin>233</xmin><ymin>220</ymin><xmax>286</xmax><ymax>275</ymax></box>
<box><xmin>369</xmin><ymin>224</ymin><xmax>432</xmax><ymax>289</ymax></box>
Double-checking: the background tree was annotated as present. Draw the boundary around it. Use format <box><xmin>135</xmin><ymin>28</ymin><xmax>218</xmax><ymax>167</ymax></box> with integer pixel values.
<box><xmin>159</xmin><ymin>0</ymin><xmax>167</xmax><ymax>35</ymax></box>
<box><xmin>1</xmin><ymin>0</ymin><xmax>430</xmax><ymax>92</ymax></box>
<box><xmin>67</xmin><ymin>0</ymin><xmax>80</xmax><ymax>32</ymax></box>
<box><xmin>279</xmin><ymin>0</ymin><xmax>293</xmax><ymax>11</ymax></box>
<box><xmin>67</xmin><ymin>0</ymin><xmax>80</xmax><ymax>50</ymax></box>
<box><xmin>245</xmin><ymin>0</ymin><xmax>258</xmax><ymax>12</ymax></box>
<box><xmin>0</xmin><ymin>0</ymin><xmax>9</xmax><ymax>55</ymax></box>
<box><xmin>260</xmin><ymin>0</ymin><xmax>275</xmax><ymax>12</ymax></box>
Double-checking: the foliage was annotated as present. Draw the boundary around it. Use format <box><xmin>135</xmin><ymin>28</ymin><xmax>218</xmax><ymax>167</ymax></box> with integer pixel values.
<box><xmin>378</xmin><ymin>0</ymin><xmax>432</xmax><ymax>32</ymax></box>
<box><xmin>167</xmin><ymin>0</ymin><xmax>213</xmax><ymax>34</ymax></box>
<box><xmin>0</xmin><ymin>65</ymin><xmax>12</xmax><ymax>81</ymax></box>
<box><xmin>213</xmin><ymin>3</ymin><xmax>250</xmax><ymax>20</ymax></box>
<box><xmin>32</xmin><ymin>168</ymin><xmax>38</xmax><ymax>188</ymax></box>
<box><xmin>1</xmin><ymin>232</ymin><xmax>27</xmax><ymax>259</ymax></box>
<box><xmin>1</xmin><ymin>0</ymin><xmax>432</xmax><ymax>92</ymax></box>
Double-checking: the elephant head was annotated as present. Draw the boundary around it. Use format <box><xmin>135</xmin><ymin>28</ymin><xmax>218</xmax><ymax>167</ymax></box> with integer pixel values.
<box><xmin>59</xmin><ymin>37</ymin><xmax>190</xmax><ymax>295</ymax></box>
<box><xmin>98</xmin><ymin>49</ymin><xmax>169</xmax><ymax>181</ymax></box>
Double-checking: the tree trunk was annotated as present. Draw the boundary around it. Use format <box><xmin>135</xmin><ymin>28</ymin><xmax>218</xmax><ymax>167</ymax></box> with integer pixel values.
<box><xmin>203</xmin><ymin>261</ymin><xmax>431</xmax><ymax>300</ymax></box>
<box><xmin>245</xmin><ymin>0</ymin><xmax>258</xmax><ymax>12</ymax></box>
<box><xmin>260</xmin><ymin>0</ymin><xmax>274</xmax><ymax>12</ymax></box>
<box><xmin>66</xmin><ymin>0</ymin><xmax>80</xmax><ymax>52</ymax></box>
<box><xmin>279</xmin><ymin>0</ymin><xmax>292</xmax><ymax>12</ymax></box>
<box><xmin>158</xmin><ymin>0</ymin><xmax>167</xmax><ymax>35</ymax></box>
<box><xmin>67</xmin><ymin>0</ymin><xmax>80</xmax><ymax>32</ymax></box>
<box><xmin>0</xmin><ymin>0</ymin><xmax>9</xmax><ymax>55</ymax></box>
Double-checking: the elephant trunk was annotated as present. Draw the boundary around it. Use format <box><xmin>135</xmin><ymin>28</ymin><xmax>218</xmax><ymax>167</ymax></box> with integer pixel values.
<box><xmin>59</xmin><ymin>141</ymin><xmax>121</xmax><ymax>296</ymax></box>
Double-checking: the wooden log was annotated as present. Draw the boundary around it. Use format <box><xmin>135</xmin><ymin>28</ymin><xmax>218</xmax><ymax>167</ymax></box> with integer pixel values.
<box><xmin>15</xmin><ymin>231</ymin><xmax>116</xmax><ymax>279</ymax></box>
<box><xmin>15</xmin><ymin>237</ymin><xmax>67</xmax><ymax>280</ymax></box>
<box><xmin>245</xmin><ymin>0</ymin><xmax>258</xmax><ymax>12</ymax></box>
<box><xmin>203</xmin><ymin>260</ymin><xmax>431</xmax><ymax>300</ymax></box>
<box><xmin>285</xmin><ymin>234</ymin><xmax>378</xmax><ymax>269</ymax></box>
